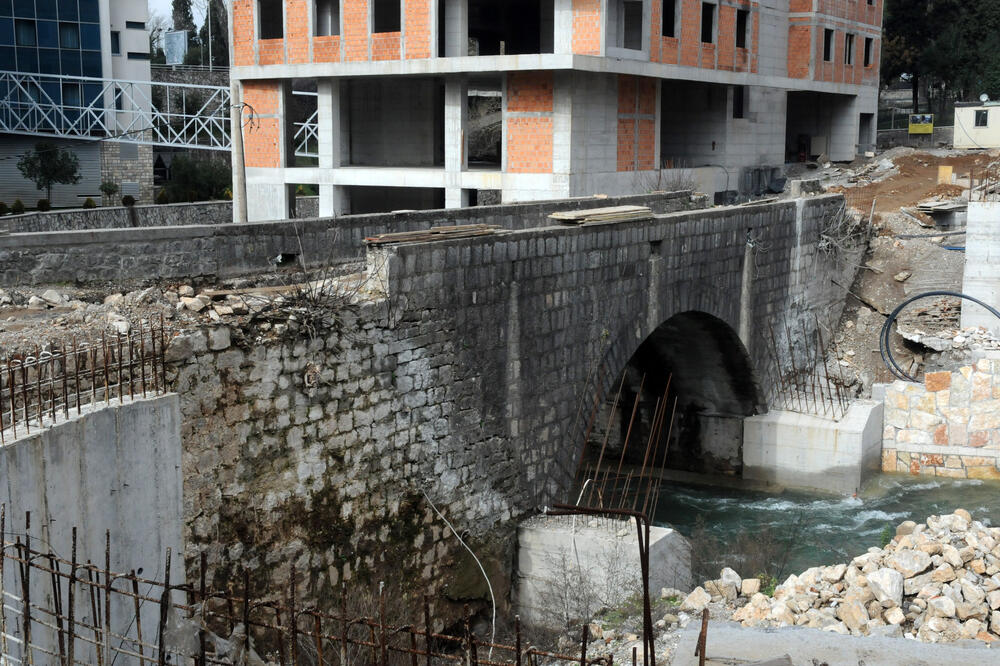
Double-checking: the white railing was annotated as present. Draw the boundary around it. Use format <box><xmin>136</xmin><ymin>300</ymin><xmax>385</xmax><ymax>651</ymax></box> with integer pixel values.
<box><xmin>0</xmin><ymin>71</ymin><xmax>318</xmax><ymax>157</ymax></box>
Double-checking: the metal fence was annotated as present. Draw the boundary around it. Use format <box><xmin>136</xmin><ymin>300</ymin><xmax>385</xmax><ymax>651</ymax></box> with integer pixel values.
<box><xmin>0</xmin><ymin>319</ymin><xmax>167</xmax><ymax>443</ymax></box>
<box><xmin>970</xmin><ymin>163</ymin><xmax>1000</xmax><ymax>202</ymax></box>
<box><xmin>0</xmin><ymin>508</ymin><xmax>607</xmax><ymax>666</ymax></box>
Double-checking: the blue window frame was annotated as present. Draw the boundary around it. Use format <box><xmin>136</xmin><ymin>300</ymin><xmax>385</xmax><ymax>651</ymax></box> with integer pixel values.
<box><xmin>12</xmin><ymin>0</ymin><xmax>32</xmax><ymax>18</ymax></box>
<box><xmin>35</xmin><ymin>0</ymin><xmax>56</xmax><ymax>20</ymax></box>
<box><xmin>80</xmin><ymin>48</ymin><xmax>99</xmax><ymax>75</ymax></box>
<box><xmin>36</xmin><ymin>19</ymin><xmax>57</xmax><ymax>46</ymax></box>
<box><xmin>59</xmin><ymin>47</ymin><xmax>78</xmax><ymax>74</ymax></box>
<box><xmin>15</xmin><ymin>45</ymin><xmax>36</xmax><ymax>70</ymax></box>
<box><xmin>0</xmin><ymin>0</ymin><xmax>12</xmax><ymax>18</ymax></box>
<box><xmin>78</xmin><ymin>0</ymin><xmax>97</xmax><ymax>22</ymax></box>
<box><xmin>79</xmin><ymin>21</ymin><xmax>97</xmax><ymax>48</ymax></box>
<box><xmin>0</xmin><ymin>16</ymin><xmax>12</xmax><ymax>43</ymax></box>
<box><xmin>57</xmin><ymin>0</ymin><xmax>76</xmax><ymax>21</ymax></box>
<box><xmin>38</xmin><ymin>46</ymin><xmax>58</xmax><ymax>72</ymax></box>
<box><xmin>58</xmin><ymin>21</ymin><xmax>77</xmax><ymax>47</ymax></box>
<box><xmin>14</xmin><ymin>18</ymin><xmax>34</xmax><ymax>45</ymax></box>
<box><xmin>0</xmin><ymin>46</ymin><xmax>14</xmax><ymax>68</ymax></box>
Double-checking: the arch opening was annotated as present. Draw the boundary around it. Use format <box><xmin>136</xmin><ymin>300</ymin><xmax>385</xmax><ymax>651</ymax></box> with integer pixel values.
<box><xmin>584</xmin><ymin>312</ymin><xmax>764</xmax><ymax>487</ymax></box>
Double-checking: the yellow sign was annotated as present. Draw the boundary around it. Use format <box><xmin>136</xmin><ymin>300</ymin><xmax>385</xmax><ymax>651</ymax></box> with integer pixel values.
<box><xmin>909</xmin><ymin>114</ymin><xmax>934</xmax><ymax>135</ymax></box>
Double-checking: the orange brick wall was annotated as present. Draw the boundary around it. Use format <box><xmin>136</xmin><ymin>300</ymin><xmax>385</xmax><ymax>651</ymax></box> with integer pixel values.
<box><xmin>233</xmin><ymin>0</ymin><xmax>255</xmax><ymax>66</ymax></box>
<box><xmin>259</xmin><ymin>38</ymin><xmax>285</xmax><ymax>65</ymax></box>
<box><xmin>286</xmin><ymin>0</ymin><xmax>310</xmax><ymax>64</ymax></box>
<box><xmin>314</xmin><ymin>35</ymin><xmax>342</xmax><ymax>62</ymax></box>
<box><xmin>405</xmin><ymin>0</ymin><xmax>432</xmax><ymax>59</ymax></box>
<box><xmin>242</xmin><ymin>82</ymin><xmax>283</xmax><ymax>168</ymax></box>
<box><xmin>344</xmin><ymin>0</ymin><xmax>370</xmax><ymax>61</ymax></box>
<box><xmin>372</xmin><ymin>32</ymin><xmax>401</xmax><ymax>60</ymax></box>
<box><xmin>506</xmin><ymin>72</ymin><xmax>554</xmax><ymax>174</ymax></box>
<box><xmin>572</xmin><ymin>0</ymin><xmax>602</xmax><ymax>55</ymax></box>
<box><xmin>787</xmin><ymin>21</ymin><xmax>811</xmax><ymax>78</ymax></box>
<box><xmin>617</xmin><ymin>75</ymin><xmax>657</xmax><ymax>172</ymax></box>
<box><xmin>789</xmin><ymin>0</ymin><xmax>812</xmax><ymax>11</ymax></box>
<box><xmin>507</xmin><ymin>72</ymin><xmax>554</xmax><ymax>112</ymax></box>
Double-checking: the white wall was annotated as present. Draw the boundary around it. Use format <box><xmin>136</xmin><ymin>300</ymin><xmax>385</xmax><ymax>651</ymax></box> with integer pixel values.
<box><xmin>961</xmin><ymin>202</ymin><xmax>1000</xmax><ymax>334</ymax></box>
<box><xmin>954</xmin><ymin>106</ymin><xmax>1000</xmax><ymax>150</ymax></box>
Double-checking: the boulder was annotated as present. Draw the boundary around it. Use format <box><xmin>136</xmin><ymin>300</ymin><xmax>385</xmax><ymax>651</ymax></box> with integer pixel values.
<box><xmin>741</xmin><ymin>578</ymin><xmax>761</xmax><ymax>597</ymax></box>
<box><xmin>890</xmin><ymin>550</ymin><xmax>932</xmax><ymax>578</ymax></box>
<box><xmin>680</xmin><ymin>587</ymin><xmax>711</xmax><ymax>613</ymax></box>
<box><xmin>867</xmin><ymin>568</ymin><xmax>904</xmax><ymax>607</ymax></box>
<box><xmin>929</xmin><ymin>596</ymin><xmax>957</xmax><ymax>618</ymax></box>
<box><xmin>835</xmin><ymin>599</ymin><xmax>869</xmax><ymax>631</ymax></box>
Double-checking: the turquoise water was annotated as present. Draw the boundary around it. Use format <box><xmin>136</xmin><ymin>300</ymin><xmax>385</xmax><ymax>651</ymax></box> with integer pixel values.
<box><xmin>651</xmin><ymin>474</ymin><xmax>1000</xmax><ymax>581</ymax></box>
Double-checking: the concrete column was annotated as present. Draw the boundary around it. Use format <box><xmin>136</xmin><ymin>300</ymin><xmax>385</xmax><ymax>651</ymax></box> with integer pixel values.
<box><xmin>444</xmin><ymin>77</ymin><xmax>468</xmax><ymax>208</ymax></box>
<box><xmin>444</xmin><ymin>0</ymin><xmax>468</xmax><ymax>57</ymax></box>
<box><xmin>828</xmin><ymin>95</ymin><xmax>860</xmax><ymax>162</ymax></box>
<box><xmin>553</xmin><ymin>0</ymin><xmax>573</xmax><ymax>53</ymax></box>
<box><xmin>317</xmin><ymin>78</ymin><xmax>349</xmax><ymax>217</ymax></box>
<box><xmin>552</xmin><ymin>72</ymin><xmax>572</xmax><ymax>177</ymax></box>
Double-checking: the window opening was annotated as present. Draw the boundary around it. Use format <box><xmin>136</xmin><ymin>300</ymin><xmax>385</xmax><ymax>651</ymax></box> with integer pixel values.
<box><xmin>662</xmin><ymin>0</ymin><xmax>675</xmax><ymax>37</ymax></box>
<box><xmin>976</xmin><ymin>110</ymin><xmax>988</xmax><ymax>128</ymax></box>
<box><xmin>315</xmin><ymin>0</ymin><xmax>340</xmax><ymax>35</ymax></box>
<box><xmin>258</xmin><ymin>0</ymin><xmax>283</xmax><ymax>39</ymax></box>
<box><xmin>701</xmin><ymin>3</ymin><xmax>714</xmax><ymax>44</ymax></box>
<box><xmin>844</xmin><ymin>33</ymin><xmax>854</xmax><ymax>65</ymax></box>
<box><xmin>373</xmin><ymin>0</ymin><xmax>400</xmax><ymax>33</ymax></box>
<box><xmin>823</xmin><ymin>28</ymin><xmax>833</xmax><ymax>61</ymax></box>
<box><xmin>732</xmin><ymin>85</ymin><xmax>745</xmax><ymax>119</ymax></box>
<box><xmin>735</xmin><ymin>9</ymin><xmax>748</xmax><ymax>48</ymax></box>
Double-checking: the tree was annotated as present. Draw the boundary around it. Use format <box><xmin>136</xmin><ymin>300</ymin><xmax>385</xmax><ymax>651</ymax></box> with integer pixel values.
<box><xmin>197</xmin><ymin>0</ymin><xmax>229</xmax><ymax>67</ymax></box>
<box><xmin>881</xmin><ymin>0</ymin><xmax>962</xmax><ymax>112</ymax></box>
<box><xmin>17</xmin><ymin>142</ymin><xmax>81</xmax><ymax>201</ymax></box>
<box><xmin>172</xmin><ymin>0</ymin><xmax>195</xmax><ymax>33</ymax></box>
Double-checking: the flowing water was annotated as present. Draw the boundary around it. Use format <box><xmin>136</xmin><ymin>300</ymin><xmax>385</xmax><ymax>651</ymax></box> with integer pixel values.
<box><xmin>652</xmin><ymin>473</ymin><xmax>1000</xmax><ymax>581</ymax></box>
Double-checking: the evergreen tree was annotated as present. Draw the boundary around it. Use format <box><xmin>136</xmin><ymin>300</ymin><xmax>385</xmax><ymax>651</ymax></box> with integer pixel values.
<box><xmin>172</xmin><ymin>0</ymin><xmax>195</xmax><ymax>34</ymax></box>
<box><xmin>197</xmin><ymin>0</ymin><xmax>229</xmax><ymax>67</ymax></box>
<box><xmin>17</xmin><ymin>142</ymin><xmax>81</xmax><ymax>201</ymax></box>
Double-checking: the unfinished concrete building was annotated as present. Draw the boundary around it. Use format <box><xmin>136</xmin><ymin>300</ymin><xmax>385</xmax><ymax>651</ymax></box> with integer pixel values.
<box><xmin>231</xmin><ymin>0</ymin><xmax>882</xmax><ymax>219</ymax></box>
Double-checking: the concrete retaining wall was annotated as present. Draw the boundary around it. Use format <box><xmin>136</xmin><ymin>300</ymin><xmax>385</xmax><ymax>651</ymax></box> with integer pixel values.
<box><xmin>877</xmin><ymin>127</ymin><xmax>954</xmax><ymax>150</ymax></box>
<box><xmin>0</xmin><ymin>191</ymin><xmax>701</xmax><ymax>284</ymax></box>
<box><xmin>743</xmin><ymin>401</ymin><xmax>884</xmax><ymax>495</ymax></box>
<box><xmin>0</xmin><ymin>395</ymin><xmax>184</xmax><ymax>663</ymax></box>
<box><xmin>882</xmin><ymin>358</ymin><xmax>1000</xmax><ymax>479</ymax></box>
<box><xmin>961</xmin><ymin>202</ymin><xmax>1000</xmax><ymax>335</ymax></box>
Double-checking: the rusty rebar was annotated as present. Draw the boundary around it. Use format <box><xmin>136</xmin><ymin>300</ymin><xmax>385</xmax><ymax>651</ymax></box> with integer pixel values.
<box><xmin>67</xmin><ymin>526</ymin><xmax>75</xmax><ymax>666</ymax></box>
<box><xmin>0</xmin><ymin>504</ymin><xmax>6</xmax><ymax>657</ymax></box>
<box><xmin>588</xmin><ymin>373</ymin><xmax>628</xmax><ymax>506</ymax></box>
<box><xmin>132</xmin><ymin>572</ymin><xmax>145</xmax><ymax>665</ymax></box>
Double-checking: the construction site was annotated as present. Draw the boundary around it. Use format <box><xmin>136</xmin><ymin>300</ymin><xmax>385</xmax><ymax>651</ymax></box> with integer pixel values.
<box><xmin>8</xmin><ymin>0</ymin><xmax>1000</xmax><ymax>665</ymax></box>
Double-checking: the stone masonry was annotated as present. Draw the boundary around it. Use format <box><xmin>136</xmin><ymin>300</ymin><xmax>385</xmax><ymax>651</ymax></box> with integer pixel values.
<box><xmin>162</xmin><ymin>193</ymin><xmax>857</xmax><ymax>624</ymax></box>
<box><xmin>882</xmin><ymin>356</ymin><xmax>1000</xmax><ymax>479</ymax></box>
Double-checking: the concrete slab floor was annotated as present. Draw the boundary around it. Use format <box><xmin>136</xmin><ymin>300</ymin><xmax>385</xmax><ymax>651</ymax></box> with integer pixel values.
<box><xmin>668</xmin><ymin>622</ymin><xmax>1000</xmax><ymax>665</ymax></box>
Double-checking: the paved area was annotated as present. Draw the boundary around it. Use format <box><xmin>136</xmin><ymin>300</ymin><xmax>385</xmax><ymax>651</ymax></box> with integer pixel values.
<box><xmin>668</xmin><ymin>621</ymin><xmax>1000</xmax><ymax>665</ymax></box>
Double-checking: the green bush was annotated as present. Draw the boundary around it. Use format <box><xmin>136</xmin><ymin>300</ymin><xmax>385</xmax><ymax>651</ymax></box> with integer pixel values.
<box><xmin>11</xmin><ymin>199</ymin><xmax>24</xmax><ymax>215</ymax></box>
<box><xmin>155</xmin><ymin>189</ymin><xmax>169</xmax><ymax>205</ymax></box>
<box><xmin>82</xmin><ymin>197</ymin><xmax>96</xmax><ymax>209</ymax></box>
<box><xmin>0</xmin><ymin>202</ymin><xmax>7</xmax><ymax>216</ymax></box>
<box><xmin>99</xmin><ymin>180</ymin><xmax>119</xmax><ymax>198</ymax></box>
<box><xmin>160</xmin><ymin>155</ymin><xmax>232</xmax><ymax>203</ymax></box>
<box><xmin>36</xmin><ymin>199</ymin><xmax>50</xmax><ymax>211</ymax></box>
<box><xmin>121</xmin><ymin>195</ymin><xmax>136</xmax><ymax>207</ymax></box>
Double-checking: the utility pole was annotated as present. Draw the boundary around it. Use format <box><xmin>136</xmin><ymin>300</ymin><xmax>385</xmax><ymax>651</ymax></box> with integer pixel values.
<box><xmin>228</xmin><ymin>0</ymin><xmax>247</xmax><ymax>223</ymax></box>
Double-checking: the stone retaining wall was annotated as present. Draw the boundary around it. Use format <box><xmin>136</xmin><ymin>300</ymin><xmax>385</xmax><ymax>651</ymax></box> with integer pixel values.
<box><xmin>882</xmin><ymin>357</ymin><xmax>1000</xmax><ymax>479</ymax></box>
<box><xmin>0</xmin><ymin>191</ymin><xmax>701</xmax><ymax>284</ymax></box>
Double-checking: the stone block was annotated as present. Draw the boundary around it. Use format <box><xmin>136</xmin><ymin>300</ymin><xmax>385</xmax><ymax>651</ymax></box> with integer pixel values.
<box><xmin>882</xmin><ymin>449</ymin><xmax>897</xmax><ymax>472</ymax></box>
<box><xmin>909</xmin><ymin>409</ymin><xmax>943</xmax><ymax>430</ymax></box>
<box><xmin>968</xmin><ymin>466</ymin><xmax>1000</xmax><ymax>480</ymax></box>
<box><xmin>933</xmin><ymin>424</ymin><xmax>948</xmax><ymax>446</ymax></box>
<box><xmin>897</xmin><ymin>429</ymin><xmax>933</xmax><ymax>446</ymax></box>
<box><xmin>970</xmin><ymin>431</ymin><xmax>990</xmax><ymax>448</ymax></box>
<box><xmin>925</xmin><ymin>371</ymin><xmax>951</xmax><ymax>392</ymax></box>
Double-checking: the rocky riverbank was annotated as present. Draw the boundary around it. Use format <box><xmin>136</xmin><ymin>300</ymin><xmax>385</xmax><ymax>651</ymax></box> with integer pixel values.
<box><xmin>680</xmin><ymin>510</ymin><xmax>1000</xmax><ymax>645</ymax></box>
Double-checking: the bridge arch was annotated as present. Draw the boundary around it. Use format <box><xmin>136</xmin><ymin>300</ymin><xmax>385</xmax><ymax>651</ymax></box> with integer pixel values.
<box><xmin>576</xmin><ymin>310</ymin><xmax>766</xmax><ymax>494</ymax></box>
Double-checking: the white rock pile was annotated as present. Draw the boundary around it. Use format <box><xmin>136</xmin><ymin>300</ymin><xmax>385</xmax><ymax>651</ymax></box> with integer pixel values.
<box><xmin>681</xmin><ymin>510</ymin><xmax>1000</xmax><ymax>644</ymax></box>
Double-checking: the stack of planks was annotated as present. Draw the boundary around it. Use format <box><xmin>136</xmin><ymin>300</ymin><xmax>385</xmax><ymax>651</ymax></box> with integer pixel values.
<box><xmin>548</xmin><ymin>205</ymin><xmax>652</xmax><ymax>225</ymax></box>
<box><xmin>365</xmin><ymin>224</ymin><xmax>501</xmax><ymax>245</ymax></box>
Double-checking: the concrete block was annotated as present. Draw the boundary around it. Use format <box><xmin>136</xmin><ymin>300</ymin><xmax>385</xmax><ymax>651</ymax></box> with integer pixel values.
<box><xmin>516</xmin><ymin>515</ymin><xmax>691</xmax><ymax>629</ymax></box>
<box><xmin>742</xmin><ymin>400</ymin><xmax>884</xmax><ymax>495</ymax></box>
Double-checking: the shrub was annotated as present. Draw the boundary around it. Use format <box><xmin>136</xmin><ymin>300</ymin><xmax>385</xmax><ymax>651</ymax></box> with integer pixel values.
<box><xmin>99</xmin><ymin>180</ymin><xmax>119</xmax><ymax>198</ymax></box>
<box><xmin>82</xmin><ymin>197</ymin><xmax>96</xmax><ymax>209</ymax></box>
<box><xmin>0</xmin><ymin>202</ymin><xmax>7</xmax><ymax>216</ymax></box>
<box><xmin>36</xmin><ymin>199</ymin><xmax>51</xmax><ymax>211</ymax></box>
<box><xmin>121</xmin><ymin>195</ymin><xmax>136</xmax><ymax>207</ymax></box>
<box><xmin>11</xmin><ymin>199</ymin><xmax>24</xmax><ymax>215</ymax></box>
<box><xmin>155</xmin><ymin>189</ymin><xmax>169</xmax><ymax>205</ymax></box>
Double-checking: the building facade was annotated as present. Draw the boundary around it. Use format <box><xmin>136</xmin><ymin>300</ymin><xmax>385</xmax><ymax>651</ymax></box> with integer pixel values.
<box><xmin>0</xmin><ymin>0</ymin><xmax>152</xmax><ymax>207</ymax></box>
<box><xmin>231</xmin><ymin>0</ymin><xmax>882</xmax><ymax>220</ymax></box>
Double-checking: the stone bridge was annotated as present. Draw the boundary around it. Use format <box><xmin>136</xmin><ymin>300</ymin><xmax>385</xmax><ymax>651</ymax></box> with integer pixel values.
<box><xmin>166</xmin><ymin>193</ymin><xmax>853</xmax><ymax>621</ymax></box>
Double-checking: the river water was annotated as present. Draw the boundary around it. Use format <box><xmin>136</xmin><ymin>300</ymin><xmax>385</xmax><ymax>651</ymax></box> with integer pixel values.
<box><xmin>652</xmin><ymin>473</ymin><xmax>1000</xmax><ymax>582</ymax></box>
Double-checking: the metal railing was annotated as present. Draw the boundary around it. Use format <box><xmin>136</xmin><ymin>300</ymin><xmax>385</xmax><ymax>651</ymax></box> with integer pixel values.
<box><xmin>0</xmin><ymin>319</ymin><xmax>168</xmax><ymax>443</ymax></box>
<box><xmin>0</xmin><ymin>71</ymin><xmax>319</xmax><ymax>156</ymax></box>
<box><xmin>0</xmin><ymin>510</ymin><xmax>609</xmax><ymax>666</ymax></box>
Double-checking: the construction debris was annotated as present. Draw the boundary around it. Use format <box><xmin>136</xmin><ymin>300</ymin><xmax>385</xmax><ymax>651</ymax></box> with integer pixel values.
<box><xmin>364</xmin><ymin>224</ymin><xmax>502</xmax><ymax>245</ymax></box>
<box><xmin>549</xmin><ymin>205</ymin><xmax>652</xmax><ymax>225</ymax></box>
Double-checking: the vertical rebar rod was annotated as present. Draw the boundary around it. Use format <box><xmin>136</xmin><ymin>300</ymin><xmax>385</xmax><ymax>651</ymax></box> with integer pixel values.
<box><xmin>242</xmin><ymin>569</ymin><xmax>250</xmax><ymax>666</ymax></box>
<box><xmin>0</xmin><ymin>504</ymin><xmax>6</xmax><ymax>658</ymax></box>
<box><xmin>423</xmin><ymin>594</ymin><xmax>432</xmax><ymax>666</ymax></box>
<box><xmin>315</xmin><ymin>614</ymin><xmax>324</xmax><ymax>666</ymax></box>
<box><xmin>73</xmin><ymin>338</ymin><xmax>81</xmax><ymax>416</ymax></box>
<box><xmin>514</xmin><ymin>615</ymin><xmax>521</xmax><ymax>666</ymax></box>
<box><xmin>343</xmin><ymin>587</ymin><xmax>350</xmax><ymax>666</ymax></box>
<box><xmin>61</xmin><ymin>348</ymin><xmax>69</xmax><ymax>420</ymax></box>
<box><xmin>67</xmin><ymin>527</ymin><xmax>76</xmax><ymax>666</ymax></box>
<box><xmin>88</xmin><ymin>563</ymin><xmax>105</xmax><ymax>666</ymax></box>
<box><xmin>198</xmin><ymin>552</ymin><xmax>207</xmax><ymax>666</ymax></box>
<box><xmin>8</xmin><ymin>364</ymin><xmax>15</xmax><ymax>439</ymax></box>
<box><xmin>47</xmin><ymin>553</ymin><xmax>65</xmax><ymax>664</ymax></box>
<box><xmin>587</xmin><ymin>373</ymin><xmax>627</xmax><ymax>506</ymax></box>
<box><xmin>102</xmin><ymin>332</ymin><xmax>110</xmax><ymax>405</ymax></box>
<box><xmin>0</xmin><ymin>362</ymin><xmax>7</xmax><ymax>445</ymax></box>
<box><xmin>150</xmin><ymin>322</ymin><xmax>160</xmax><ymax>395</ymax></box>
<box><xmin>21</xmin><ymin>511</ymin><xmax>33</xmax><ymax>666</ymax></box>
<box><xmin>157</xmin><ymin>548</ymin><xmax>172</xmax><ymax>666</ymax></box>
<box><xmin>290</xmin><ymin>566</ymin><xmax>298</xmax><ymax>666</ymax></box>
<box><xmin>117</xmin><ymin>333</ymin><xmax>124</xmax><ymax>404</ymax></box>
<box><xmin>132</xmin><ymin>573</ymin><xmax>145</xmax><ymax>665</ymax></box>
<box><xmin>159</xmin><ymin>315</ymin><xmax>167</xmax><ymax>391</ymax></box>
<box><xmin>104</xmin><ymin>530</ymin><xmax>112</xmax><ymax>664</ymax></box>
<box><xmin>650</xmin><ymin>397</ymin><xmax>679</xmax><ymax>519</ymax></box>
<box><xmin>90</xmin><ymin>347</ymin><xmax>97</xmax><ymax>408</ymax></box>
<box><xmin>128</xmin><ymin>332</ymin><xmax>135</xmax><ymax>401</ymax></box>
<box><xmin>379</xmin><ymin>584</ymin><xmax>388</xmax><ymax>666</ymax></box>
<box><xmin>21</xmin><ymin>363</ymin><xmax>29</xmax><ymax>433</ymax></box>
<box><xmin>35</xmin><ymin>348</ymin><xmax>42</xmax><ymax>427</ymax></box>
<box><xmin>140</xmin><ymin>323</ymin><xmax>147</xmax><ymax>398</ymax></box>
